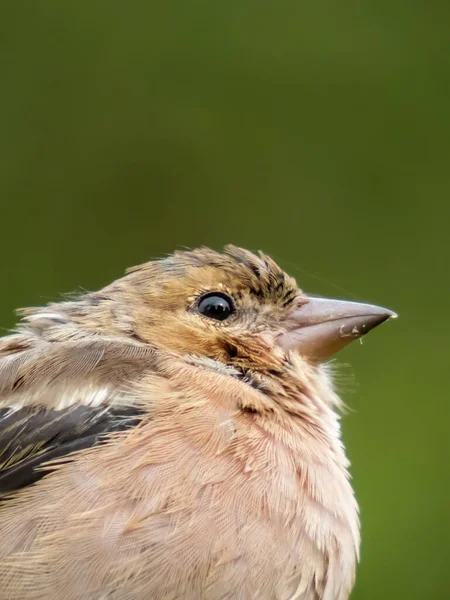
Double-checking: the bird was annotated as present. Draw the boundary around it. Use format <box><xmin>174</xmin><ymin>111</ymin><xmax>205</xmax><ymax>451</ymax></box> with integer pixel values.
<box><xmin>0</xmin><ymin>245</ymin><xmax>396</xmax><ymax>600</ymax></box>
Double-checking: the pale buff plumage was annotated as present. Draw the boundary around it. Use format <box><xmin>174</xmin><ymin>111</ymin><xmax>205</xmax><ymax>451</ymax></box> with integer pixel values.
<box><xmin>0</xmin><ymin>246</ymin><xmax>395</xmax><ymax>600</ymax></box>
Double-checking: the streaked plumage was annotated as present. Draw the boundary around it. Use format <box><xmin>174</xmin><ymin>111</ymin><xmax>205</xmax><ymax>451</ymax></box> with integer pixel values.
<box><xmin>0</xmin><ymin>246</ymin><xmax>395</xmax><ymax>599</ymax></box>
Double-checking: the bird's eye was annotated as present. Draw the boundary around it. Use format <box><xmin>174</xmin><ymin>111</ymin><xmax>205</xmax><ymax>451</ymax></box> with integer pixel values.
<box><xmin>197</xmin><ymin>293</ymin><xmax>234</xmax><ymax>321</ymax></box>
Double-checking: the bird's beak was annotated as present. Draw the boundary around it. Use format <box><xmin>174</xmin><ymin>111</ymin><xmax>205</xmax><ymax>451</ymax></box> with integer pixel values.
<box><xmin>277</xmin><ymin>296</ymin><xmax>397</xmax><ymax>362</ymax></box>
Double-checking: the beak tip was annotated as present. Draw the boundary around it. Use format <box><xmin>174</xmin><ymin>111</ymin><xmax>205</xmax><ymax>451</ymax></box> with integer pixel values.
<box><xmin>378</xmin><ymin>308</ymin><xmax>398</xmax><ymax>323</ymax></box>
<box><xmin>359</xmin><ymin>307</ymin><xmax>398</xmax><ymax>332</ymax></box>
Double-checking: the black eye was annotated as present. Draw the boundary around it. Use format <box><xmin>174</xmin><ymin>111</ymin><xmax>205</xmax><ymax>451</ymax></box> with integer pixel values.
<box><xmin>198</xmin><ymin>292</ymin><xmax>234</xmax><ymax>321</ymax></box>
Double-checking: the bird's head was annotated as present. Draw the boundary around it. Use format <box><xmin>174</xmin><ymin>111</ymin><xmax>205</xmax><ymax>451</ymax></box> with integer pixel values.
<box><xmin>87</xmin><ymin>245</ymin><xmax>396</xmax><ymax>376</ymax></box>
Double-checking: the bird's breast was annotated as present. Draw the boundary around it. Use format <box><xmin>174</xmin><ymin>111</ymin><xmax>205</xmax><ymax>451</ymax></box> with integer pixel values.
<box><xmin>0</xmin><ymin>390</ymin><xmax>359</xmax><ymax>600</ymax></box>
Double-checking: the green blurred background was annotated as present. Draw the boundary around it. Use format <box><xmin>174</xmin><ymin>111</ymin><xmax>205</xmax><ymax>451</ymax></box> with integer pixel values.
<box><xmin>1</xmin><ymin>2</ymin><xmax>449</xmax><ymax>598</ymax></box>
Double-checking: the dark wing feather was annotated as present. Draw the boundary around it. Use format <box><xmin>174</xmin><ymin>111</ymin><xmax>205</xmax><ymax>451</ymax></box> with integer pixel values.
<box><xmin>0</xmin><ymin>334</ymin><xmax>160</xmax><ymax>496</ymax></box>
<box><xmin>0</xmin><ymin>405</ymin><xmax>143</xmax><ymax>494</ymax></box>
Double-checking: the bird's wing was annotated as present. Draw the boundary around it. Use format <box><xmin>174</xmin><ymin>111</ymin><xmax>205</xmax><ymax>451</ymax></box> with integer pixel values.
<box><xmin>0</xmin><ymin>334</ymin><xmax>157</xmax><ymax>495</ymax></box>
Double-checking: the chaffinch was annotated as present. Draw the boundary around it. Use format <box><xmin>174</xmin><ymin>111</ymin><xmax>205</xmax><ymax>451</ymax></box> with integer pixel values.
<box><xmin>0</xmin><ymin>246</ymin><xmax>395</xmax><ymax>600</ymax></box>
